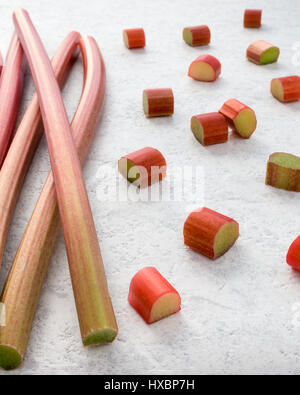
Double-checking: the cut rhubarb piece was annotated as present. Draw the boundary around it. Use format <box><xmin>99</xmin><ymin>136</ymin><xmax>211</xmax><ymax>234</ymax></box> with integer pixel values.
<box><xmin>188</xmin><ymin>54</ymin><xmax>221</xmax><ymax>82</ymax></box>
<box><xmin>13</xmin><ymin>9</ymin><xmax>117</xmax><ymax>347</ymax></box>
<box><xmin>183</xmin><ymin>25</ymin><xmax>211</xmax><ymax>46</ymax></box>
<box><xmin>128</xmin><ymin>267</ymin><xmax>181</xmax><ymax>324</ymax></box>
<box><xmin>287</xmin><ymin>236</ymin><xmax>300</xmax><ymax>271</ymax></box>
<box><xmin>247</xmin><ymin>40</ymin><xmax>279</xmax><ymax>65</ymax></box>
<box><xmin>143</xmin><ymin>88</ymin><xmax>174</xmax><ymax>117</ymax></box>
<box><xmin>219</xmin><ymin>98</ymin><xmax>257</xmax><ymax>138</ymax></box>
<box><xmin>265</xmin><ymin>152</ymin><xmax>300</xmax><ymax>192</ymax></box>
<box><xmin>244</xmin><ymin>9</ymin><xmax>262</xmax><ymax>28</ymax></box>
<box><xmin>191</xmin><ymin>112</ymin><xmax>228</xmax><ymax>146</ymax></box>
<box><xmin>184</xmin><ymin>207</ymin><xmax>239</xmax><ymax>260</ymax></box>
<box><xmin>271</xmin><ymin>76</ymin><xmax>300</xmax><ymax>103</ymax></box>
<box><xmin>118</xmin><ymin>147</ymin><xmax>166</xmax><ymax>188</ymax></box>
<box><xmin>123</xmin><ymin>28</ymin><xmax>145</xmax><ymax>49</ymax></box>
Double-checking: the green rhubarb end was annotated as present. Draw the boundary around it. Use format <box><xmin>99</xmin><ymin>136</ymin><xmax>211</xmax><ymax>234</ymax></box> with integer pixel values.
<box><xmin>83</xmin><ymin>328</ymin><xmax>117</xmax><ymax>346</ymax></box>
<box><xmin>143</xmin><ymin>91</ymin><xmax>149</xmax><ymax>116</ymax></box>
<box><xmin>183</xmin><ymin>28</ymin><xmax>193</xmax><ymax>45</ymax></box>
<box><xmin>270</xmin><ymin>152</ymin><xmax>300</xmax><ymax>169</ymax></box>
<box><xmin>260</xmin><ymin>47</ymin><xmax>279</xmax><ymax>64</ymax></box>
<box><xmin>0</xmin><ymin>345</ymin><xmax>22</xmax><ymax>370</ymax></box>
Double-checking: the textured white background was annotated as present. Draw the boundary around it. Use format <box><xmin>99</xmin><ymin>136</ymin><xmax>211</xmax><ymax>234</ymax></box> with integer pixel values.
<box><xmin>0</xmin><ymin>0</ymin><xmax>299</xmax><ymax>375</ymax></box>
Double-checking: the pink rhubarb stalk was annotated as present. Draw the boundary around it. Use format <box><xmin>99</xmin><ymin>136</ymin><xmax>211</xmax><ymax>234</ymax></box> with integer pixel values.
<box><xmin>0</xmin><ymin>52</ymin><xmax>3</xmax><ymax>76</ymax></box>
<box><xmin>0</xmin><ymin>32</ymin><xmax>24</xmax><ymax>167</ymax></box>
<box><xmin>0</xmin><ymin>31</ymin><xmax>80</xmax><ymax>272</ymax></box>
<box><xmin>0</xmin><ymin>35</ymin><xmax>114</xmax><ymax>370</ymax></box>
<box><xmin>14</xmin><ymin>8</ymin><xmax>117</xmax><ymax>346</ymax></box>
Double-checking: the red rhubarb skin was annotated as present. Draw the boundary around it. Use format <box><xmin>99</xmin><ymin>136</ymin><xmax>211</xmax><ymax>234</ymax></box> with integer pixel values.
<box><xmin>188</xmin><ymin>54</ymin><xmax>221</xmax><ymax>81</ymax></box>
<box><xmin>144</xmin><ymin>88</ymin><xmax>174</xmax><ymax>117</ymax></box>
<box><xmin>128</xmin><ymin>267</ymin><xmax>181</xmax><ymax>324</ymax></box>
<box><xmin>119</xmin><ymin>146</ymin><xmax>167</xmax><ymax>188</ymax></box>
<box><xmin>271</xmin><ymin>76</ymin><xmax>300</xmax><ymax>102</ymax></box>
<box><xmin>192</xmin><ymin>112</ymin><xmax>228</xmax><ymax>145</ymax></box>
<box><xmin>244</xmin><ymin>9</ymin><xmax>262</xmax><ymax>28</ymax></box>
<box><xmin>287</xmin><ymin>236</ymin><xmax>300</xmax><ymax>271</ymax></box>
<box><xmin>123</xmin><ymin>28</ymin><xmax>145</xmax><ymax>48</ymax></box>
<box><xmin>184</xmin><ymin>25</ymin><xmax>211</xmax><ymax>46</ymax></box>
<box><xmin>0</xmin><ymin>33</ymin><xmax>24</xmax><ymax>167</ymax></box>
<box><xmin>219</xmin><ymin>98</ymin><xmax>257</xmax><ymax>135</ymax></box>
<box><xmin>183</xmin><ymin>207</ymin><xmax>239</xmax><ymax>259</ymax></box>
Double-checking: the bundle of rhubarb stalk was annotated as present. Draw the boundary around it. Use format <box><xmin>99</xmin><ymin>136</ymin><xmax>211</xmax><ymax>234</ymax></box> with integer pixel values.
<box><xmin>0</xmin><ymin>8</ymin><xmax>118</xmax><ymax>370</ymax></box>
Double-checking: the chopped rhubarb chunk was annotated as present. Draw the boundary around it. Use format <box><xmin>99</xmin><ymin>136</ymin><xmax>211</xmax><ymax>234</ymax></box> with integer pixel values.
<box><xmin>191</xmin><ymin>112</ymin><xmax>228</xmax><ymax>146</ymax></box>
<box><xmin>128</xmin><ymin>267</ymin><xmax>181</xmax><ymax>324</ymax></box>
<box><xmin>184</xmin><ymin>207</ymin><xmax>239</xmax><ymax>259</ymax></box>
<box><xmin>271</xmin><ymin>76</ymin><xmax>300</xmax><ymax>103</ymax></box>
<box><xmin>247</xmin><ymin>40</ymin><xmax>279</xmax><ymax>65</ymax></box>
<box><xmin>183</xmin><ymin>25</ymin><xmax>211</xmax><ymax>46</ymax></box>
<box><xmin>287</xmin><ymin>236</ymin><xmax>300</xmax><ymax>271</ymax></box>
<box><xmin>188</xmin><ymin>54</ymin><xmax>221</xmax><ymax>82</ymax></box>
<box><xmin>118</xmin><ymin>147</ymin><xmax>167</xmax><ymax>188</ymax></box>
<box><xmin>266</xmin><ymin>152</ymin><xmax>300</xmax><ymax>192</ymax></box>
<box><xmin>123</xmin><ymin>28</ymin><xmax>145</xmax><ymax>49</ymax></box>
<box><xmin>244</xmin><ymin>9</ymin><xmax>262</xmax><ymax>28</ymax></box>
<box><xmin>219</xmin><ymin>98</ymin><xmax>257</xmax><ymax>138</ymax></box>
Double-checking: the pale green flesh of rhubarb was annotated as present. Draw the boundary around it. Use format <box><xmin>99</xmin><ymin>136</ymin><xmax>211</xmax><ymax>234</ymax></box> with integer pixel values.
<box><xmin>191</xmin><ymin>117</ymin><xmax>204</xmax><ymax>144</ymax></box>
<box><xmin>119</xmin><ymin>158</ymin><xmax>140</xmax><ymax>185</ymax></box>
<box><xmin>260</xmin><ymin>47</ymin><xmax>279</xmax><ymax>64</ymax></box>
<box><xmin>270</xmin><ymin>153</ymin><xmax>300</xmax><ymax>169</ymax></box>
<box><xmin>83</xmin><ymin>328</ymin><xmax>117</xmax><ymax>346</ymax></box>
<box><xmin>150</xmin><ymin>293</ymin><xmax>180</xmax><ymax>323</ymax></box>
<box><xmin>143</xmin><ymin>91</ymin><xmax>149</xmax><ymax>116</ymax></box>
<box><xmin>0</xmin><ymin>346</ymin><xmax>22</xmax><ymax>370</ymax></box>
<box><xmin>214</xmin><ymin>222</ymin><xmax>239</xmax><ymax>258</ymax></box>
<box><xmin>233</xmin><ymin>108</ymin><xmax>256</xmax><ymax>138</ymax></box>
<box><xmin>183</xmin><ymin>29</ymin><xmax>193</xmax><ymax>45</ymax></box>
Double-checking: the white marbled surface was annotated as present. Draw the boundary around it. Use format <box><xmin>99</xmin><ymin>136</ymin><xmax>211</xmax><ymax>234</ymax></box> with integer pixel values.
<box><xmin>0</xmin><ymin>0</ymin><xmax>300</xmax><ymax>375</ymax></box>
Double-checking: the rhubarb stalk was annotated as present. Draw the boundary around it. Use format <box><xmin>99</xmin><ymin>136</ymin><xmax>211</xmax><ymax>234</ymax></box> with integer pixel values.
<box><xmin>0</xmin><ymin>31</ymin><xmax>80</xmax><ymax>273</ymax></box>
<box><xmin>0</xmin><ymin>32</ymin><xmax>24</xmax><ymax>167</ymax></box>
<box><xmin>0</xmin><ymin>35</ymin><xmax>111</xmax><ymax>370</ymax></box>
<box><xmin>13</xmin><ymin>8</ymin><xmax>117</xmax><ymax>347</ymax></box>
<box><xmin>0</xmin><ymin>52</ymin><xmax>3</xmax><ymax>76</ymax></box>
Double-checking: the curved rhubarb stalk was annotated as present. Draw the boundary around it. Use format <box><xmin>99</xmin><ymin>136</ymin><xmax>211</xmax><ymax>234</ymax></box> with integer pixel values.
<box><xmin>13</xmin><ymin>8</ymin><xmax>117</xmax><ymax>347</ymax></box>
<box><xmin>0</xmin><ymin>31</ymin><xmax>116</xmax><ymax>368</ymax></box>
<box><xmin>0</xmin><ymin>33</ymin><xmax>24</xmax><ymax>167</ymax></box>
<box><xmin>0</xmin><ymin>31</ymin><xmax>80</xmax><ymax>272</ymax></box>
